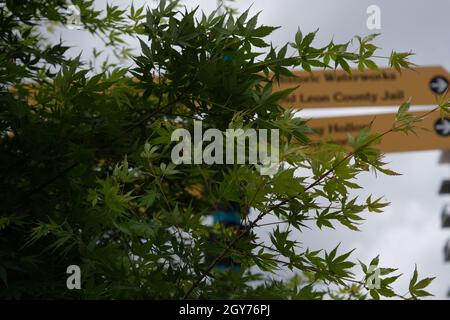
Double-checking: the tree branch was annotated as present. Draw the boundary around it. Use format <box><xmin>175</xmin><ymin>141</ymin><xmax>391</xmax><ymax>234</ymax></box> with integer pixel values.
<box><xmin>182</xmin><ymin>106</ymin><xmax>439</xmax><ymax>299</ymax></box>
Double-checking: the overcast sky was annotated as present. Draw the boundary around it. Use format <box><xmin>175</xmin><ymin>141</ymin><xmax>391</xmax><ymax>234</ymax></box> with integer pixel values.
<box><xmin>51</xmin><ymin>0</ymin><xmax>450</xmax><ymax>299</ymax></box>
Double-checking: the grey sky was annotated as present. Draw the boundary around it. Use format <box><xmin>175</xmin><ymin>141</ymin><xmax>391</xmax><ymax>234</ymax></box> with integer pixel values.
<box><xmin>49</xmin><ymin>0</ymin><xmax>450</xmax><ymax>298</ymax></box>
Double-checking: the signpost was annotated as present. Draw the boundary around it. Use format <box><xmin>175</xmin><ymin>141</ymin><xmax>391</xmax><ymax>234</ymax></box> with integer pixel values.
<box><xmin>275</xmin><ymin>65</ymin><xmax>450</xmax><ymax>293</ymax></box>
<box><xmin>275</xmin><ymin>66</ymin><xmax>450</xmax><ymax>109</ymax></box>
<box><xmin>306</xmin><ymin>111</ymin><xmax>450</xmax><ymax>153</ymax></box>
<box><xmin>271</xmin><ymin>65</ymin><xmax>450</xmax><ymax>152</ymax></box>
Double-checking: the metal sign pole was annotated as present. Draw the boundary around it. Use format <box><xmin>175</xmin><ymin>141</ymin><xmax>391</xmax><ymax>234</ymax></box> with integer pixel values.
<box><xmin>438</xmin><ymin>151</ymin><xmax>450</xmax><ymax>297</ymax></box>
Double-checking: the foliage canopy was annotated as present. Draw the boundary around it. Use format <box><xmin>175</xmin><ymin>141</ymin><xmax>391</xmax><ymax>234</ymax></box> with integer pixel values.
<box><xmin>1</xmin><ymin>0</ymin><xmax>446</xmax><ymax>299</ymax></box>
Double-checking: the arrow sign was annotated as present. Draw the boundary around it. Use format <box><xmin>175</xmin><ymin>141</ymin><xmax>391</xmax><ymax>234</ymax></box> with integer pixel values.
<box><xmin>435</xmin><ymin>118</ymin><xmax>450</xmax><ymax>137</ymax></box>
<box><xmin>306</xmin><ymin>111</ymin><xmax>450</xmax><ymax>153</ymax></box>
<box><xmin>430</xmin><ymin>76</ymin><xmax>449</xmax><ymax>95</ymax></box>
<box><xmin>275</xmin><ymin>66</ymin><xmax>450</xmax><ymax>109</ymax></box>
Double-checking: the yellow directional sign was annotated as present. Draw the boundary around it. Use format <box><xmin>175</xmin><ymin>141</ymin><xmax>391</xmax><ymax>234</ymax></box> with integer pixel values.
<box><xmin>276</xmin><ymin>66</ymin><xmax>450</xmax><ymax>109</ymax></box>
<box><xmin>307</xmin><ymin>111</ymin><xmax>450</xmax><ymax>152</ymax></box>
